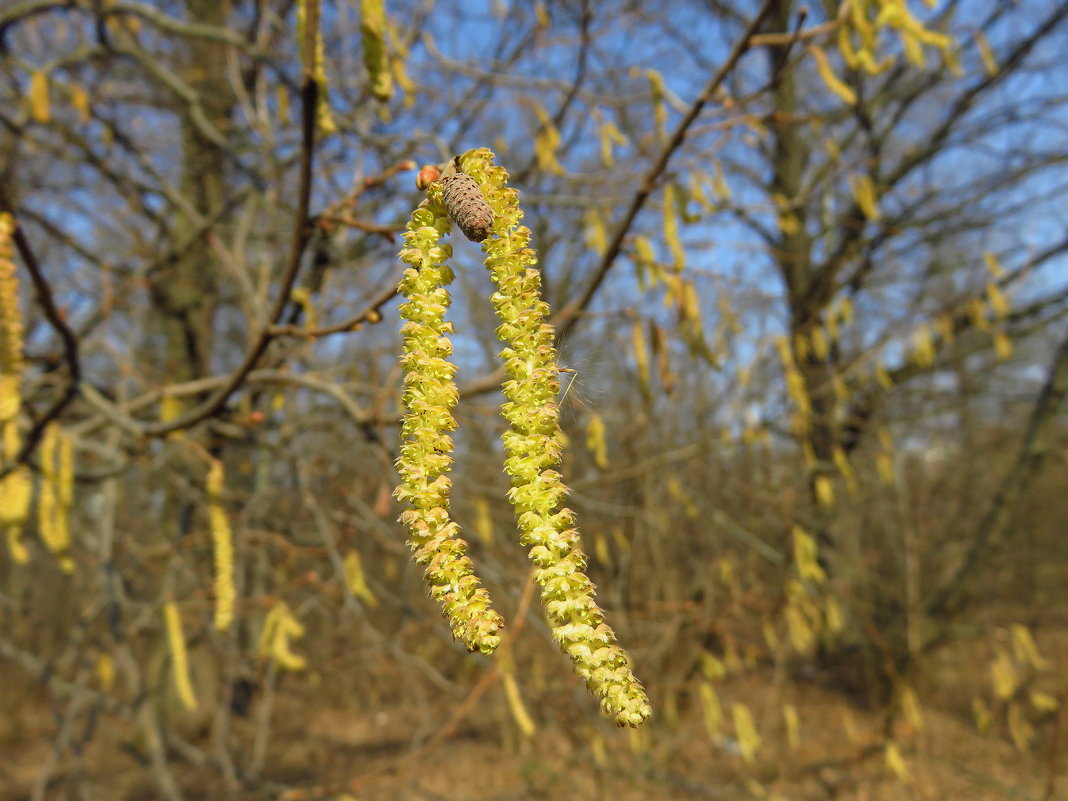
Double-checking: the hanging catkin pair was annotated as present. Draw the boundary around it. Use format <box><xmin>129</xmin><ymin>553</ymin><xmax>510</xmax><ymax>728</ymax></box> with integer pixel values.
<box><xmin>394</xmin><ymin>149</ymin><xmax>650</xmax><ymax>727</ymax></box>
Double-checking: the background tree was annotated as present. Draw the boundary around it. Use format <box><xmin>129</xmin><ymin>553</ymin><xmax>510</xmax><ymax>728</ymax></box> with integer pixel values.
<box><xmin>0</xmin><ymin>1</ymin><xmax>1066</xmax><ymax>799</ymax></box>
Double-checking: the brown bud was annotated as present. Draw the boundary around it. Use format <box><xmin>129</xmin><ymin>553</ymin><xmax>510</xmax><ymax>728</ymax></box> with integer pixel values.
<box><xmin>416</xmin><ymin>164</ymin><xmax>441</xmax><ymax>191</ymax></box>
<box><xmin>440</xmin><ymin>173</ymin><xmax>494</xmax><ymax>242</ymax></box>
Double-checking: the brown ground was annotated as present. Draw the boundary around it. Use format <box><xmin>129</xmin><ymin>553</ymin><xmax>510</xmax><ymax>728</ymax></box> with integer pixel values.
<box><xmin>2</xmin><ymin>629</ymin><xmax>1065</xmax><ymax>801</ymax></box>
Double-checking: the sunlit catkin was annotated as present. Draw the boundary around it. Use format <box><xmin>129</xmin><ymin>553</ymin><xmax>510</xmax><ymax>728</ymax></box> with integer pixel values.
<box><xmin>0</xmin><ymin>215</ymin><xmax>23</xmax><ymax>414</ymax></box>
<box><xmin>0</xmin><ymin>213</ymin><xmax>30</xmax><ymax>563</ymax></box>
<box><xmin>297</xmin><ymin>0</ymin><xmax>337</xmax><ymax>134</ymax></box>
<box><xmin>207</xmin><ymin>460</ymin><xmax>235</xmax><ymax>631</ymax></box>
<box><xmin>38</xmin><ymin>423</ymin><xmax>74</xmax><ymax>572</ymax></box>
<box><xmin>258</xmin><ymin>601</ymin><xmax>307</xmax><ymax>671</ymax></box>
<box><xmin>461</xmin><ymin>148</ymin><xmax>651</xmax><ymax>726</ymax></box>
<box><xmin>163</xmin><ymin>600</ymin><xmax>197</xmax><ymax>711</ymax></box>
<box><xmin>360</xmin><ymin>0</ymin><xmax>393</xmax><ymax>101</ymax></box>
<box><xmin>393</xmin><ymin>196</ymin><xmax>503</xmax><ymax>654</ymax></box>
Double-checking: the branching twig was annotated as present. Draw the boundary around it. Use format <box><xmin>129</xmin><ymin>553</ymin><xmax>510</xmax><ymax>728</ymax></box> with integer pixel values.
<box><xmin>924</xmin><ymin>325</ymin><xmax>1068</xmax><ymax>618</ymax></box>
<box><xmin>269</xmin><ymin>281</ymin><xmax>398</xmax><ymax>340</ymax></box>
<box><xmin>552</xmin><ymin>0</ymin><xmax>777</xmax><ymax>347</ymax></box>
<box><xmin>134</xmin><ymin>13</ymin><xmax>321</xmax><ymax>437</ymax></box>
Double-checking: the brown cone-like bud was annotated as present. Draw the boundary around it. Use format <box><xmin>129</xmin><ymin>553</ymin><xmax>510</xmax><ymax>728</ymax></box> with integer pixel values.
<box><xmin>440</xmin><ymin>173</ymin><xmax>494</xmax><ymax>242</ymax></box>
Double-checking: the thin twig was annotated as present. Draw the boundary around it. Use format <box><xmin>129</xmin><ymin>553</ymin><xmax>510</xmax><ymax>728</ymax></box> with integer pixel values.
<box><xmin>269</xmin><ymin>281</ymin><xmax>398</xmax><ymax>339</ymax></box>
<box><xmin>748</xmin><ymin>0</ymin><xmax>848</xmax><ymax>46</ymax></box>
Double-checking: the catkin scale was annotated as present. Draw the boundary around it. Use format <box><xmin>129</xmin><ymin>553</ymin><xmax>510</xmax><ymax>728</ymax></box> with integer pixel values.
<box><xmin>440</xmin><ymin>173</ymin><xmax>494</xmax><ymax>242</ymax></box>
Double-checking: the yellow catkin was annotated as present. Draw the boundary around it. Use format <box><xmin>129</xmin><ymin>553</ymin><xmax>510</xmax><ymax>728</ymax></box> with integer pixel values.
<box><xmin>69</xmin><ymin>84</ymin><xmax>90</xmax><ymax>124</ymax></box>
<box><xmin>792</xmin><ymin>524</ymin><xmax>826</xmax><ymax>585</ymax></box>
<box><xmin>584</xmin><ymin>207</ymin><xmax>607</xmax><ymax>256</ymax></box>
<box><xmin>297</xmin><ymin>0</ymin><xmax>337</xmax><ymax>133</ymax></box>
<box><xmin>207</xmin><ymin>460</ymin><xmax>235</xmax><ymax>631</ymax></box>
<box><xmin>0</xmin><ymin>214</ymin><xmax>23</xmax><ymax>408</ymax></box>
<box><xmin>39</xmin><ymin>423</ymin><xmax>74</xmax><ymax>571</ymax></box>
<box><xmin>1007</xmin><ymin>701</ymin><xmax>1034</xmax><ymax>751</ymax></box>
<box><xmin>585</xmin><ymin>413</ymin><xmax>609</xmax><ymax>470</ymax></box>
<box><xmin>849</xmin><ymin>173</ymin><xmax>881</xmax><ymax>220</ymax></box>
<box><xmin>732</xmin><ymin>704</ymin><xmax>762</xmax><ymax>763</ymax></box>
<box><xmin>662</xmin><ymin>183</ymin><xmax>686</xmax><ymax>270</ymax></box>
<box><xmin>783</xmin><ymin>703</ymin><xmax>801</xmax><ymax>749</ymax></box>
<box><xmin>885</xmin><ymin>740</ymin><xmax>909</xmax><ymax>780</ymax></box>
<box><xmin>464</xmin><ymin>148</ymin><xmax>650</xmax><ymax>726</ymax></box>
<box><xmin>360</xmin><ymin>0</ymin><xmax>393</xmax><ymax>101</ymax></box>
<box><xmin>343</xmin><ymin>549</ymin><xmax>378</xmax><ymax>606</ymax></box>
<box><xmin>645</xmin><ymin>68</ymin><xmax>667</xmax><ymax>142</ymax></box>
<box><xmin>900</xmin><ymin>683</ymin><xmax>925</xmax><ymax>730</ymax></box>
<box><xmin>598</xmin><ymin>118</ymin><xmax>627</xmax><ymax>168</ymax></box>
<box><xmin>501</xmin><ymin>671</ymin><xmax>537</xmax><ymax>737</ymax></box>
<box><xmin>29</xmin><ymin>71</ymin><xmax>51</xmax><ymax>124</ymax></box>
<box><xmin>975</xmin><ymin>30</ymin><xmax>998</xmax><ymax>76</ymax></box>
<box><xmin>394</xmin><ymin>193</ymin><xmax>504</xmax><ymax>654</ymax></box>
<box><xmin>0</xmin><ymin>418</ymin><xmax>30</xmax><ymax>534</ymax></box>
<box><xmin>259</xmin><ymin>601</ymin><xmax>307</xmax><ymax>671</ymax></box>
<box><xmin>811</xmin><ymin>46</ymin><xmax>857</xmax><ymax>105</ymax></box>
<box><xmin>1010</xmin><ymin>624</ymin><xmax>1049</xmax><ymax>671</ymax></box>
<box><xmin>699</xmin><ymin>682</ymin><xmax>723</xmax><ymax>739</ymax></box>
<box><xmin>531</xmin><ymin>103</ymin><xmax>565</xmax><ymax>175</ymax></box>
<box><xmin>96</xmin><ymin>653</ymin><xmax>115</xmax><ymax>691</ymax></box>
<box><xmin>163</xmin><ymin>601</ymin><xmax>198</xmax><ymax>711</ymax></box>
<box><xmin>473</xmin><ymin>497</ymin><xmax>494</xmax><ymax>546</ymax></box>
<box><xmin>631</xmin><ymin>321</ymin><xmax>651</xmax><ymax>397</ymax></box>
<box><xmin>0</xmin><ymin>214</ymin><xmax>30</xmax><ymax>563</ymax></box>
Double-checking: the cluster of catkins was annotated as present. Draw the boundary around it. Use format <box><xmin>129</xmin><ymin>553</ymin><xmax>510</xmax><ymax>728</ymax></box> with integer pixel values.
<box><xmin>394</xmin><ymin>149</ymin><xmax>650</xmax><ymax>727</ymax></box>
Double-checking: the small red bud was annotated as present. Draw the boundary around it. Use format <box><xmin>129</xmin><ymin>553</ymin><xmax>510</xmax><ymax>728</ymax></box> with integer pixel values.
<box><xmin>416</xmin><ymin>164</ymin><xmax>441</xmax><ymax>191</ymax></box>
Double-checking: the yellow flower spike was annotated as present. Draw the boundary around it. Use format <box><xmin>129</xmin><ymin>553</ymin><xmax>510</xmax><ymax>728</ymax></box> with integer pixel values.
<box><xmin>207</xmin><ymin>460</ymin><xmax>235</xmax><ymax>631</ymax></box>
<box><xmin>343</xmin><ymin>549</ymin><xmax>378</xmax><ymax>607</ymax></box>
<box><xmin>811</xmin><ymin>46</ymin><xmax>856</xmax><ymax>106</ymax></box>
<box><xmin>163</xmin><ymin>601</ymin><xmax>197</xmax><ymax>711</ymax></box>
<box><xmin>258</xmin><ymin>601</ymin><xmax>308</xmax><ymax>671</ymax></box>
<box><xmin>297</xmin><ymin>0</ymin><xmax>337</xmax><ymax>134</ymax></box>
<box><xmin>0</xmin><ymin>214</ymin><xmax>23</xmax><ymax>396</ymax></box>
<box><xmin>0</xmin><ymin>214</ymin><xmax>31</xmax><ymax>563</ymax></box>
<box><xmin>29</xmin><ymin>71</ymin><xmax>51</xmax><ymax>124</ymax></box>
<box><xmin>698</xmin><ymin>682</ymin><xmax>723</xmax><ymax>739</ymax></box>
<box><xmin>732</xmin><ymin>703</ymin><xmax>762</xmax><ymax>764</ymax></box>
<box><xmin>39</xmin><ymin>423</ymin><xmax>74</xmax><ymax>571</ymax></box>
<box><xmin>460</xmin><ymin>148</ymin><xmax>650</xmax><ymax>726</ymax></box>
<box><xmin>360</xmin><ymin>0</ymin><xmax>393</xmax><ymax>102</ymax></box>
<box><xmin>6</xmin><ymin>525</ymin><xmax>29</xmax><ymax>563</ymax></box>
<box><xmin>393</xmin><ymin>189</ymin><xmax>503</xmax><ymax>655</ymax></box>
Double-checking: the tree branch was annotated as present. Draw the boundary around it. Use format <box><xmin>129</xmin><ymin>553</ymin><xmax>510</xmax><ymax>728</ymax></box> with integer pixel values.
<box><xmin>552</xmin><ymin>0</ymin><xmax>777</xmax><ymax>347</ymax></box>
<box><xmin>135</xmin><ymin>9</ymin><xmax>321</xmax><ymax>437</ymax></box>
<box><xmin>925</xmin><ymin>324</ymin><xmax>1068</xmax><ymax>618</ymax></box>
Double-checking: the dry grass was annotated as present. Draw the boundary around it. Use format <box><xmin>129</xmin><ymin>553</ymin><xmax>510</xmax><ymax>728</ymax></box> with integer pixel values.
<box><xmin>2</xmin><ymin>629</ymin><xmax>1063</xmax><ymax>801</ymax></box>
